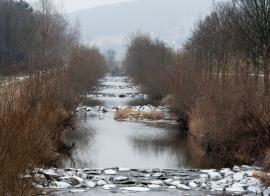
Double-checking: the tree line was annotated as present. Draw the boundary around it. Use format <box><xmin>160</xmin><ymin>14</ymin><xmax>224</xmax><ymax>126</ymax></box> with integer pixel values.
<box><xmin>0</xmin><ymin>0</ymin><xmax>107</xmax><ymax>195</ymax></box>
<box><xmin>125</xmin><ymin>0</ymin><xmax>270</xmax><ymax>171</ymax></box>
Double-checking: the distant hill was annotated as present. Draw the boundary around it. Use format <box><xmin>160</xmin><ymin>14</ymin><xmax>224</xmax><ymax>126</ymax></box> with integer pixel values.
<box><xmin>67</xmin><ymin>0</ymin><xmax>213</xmax><ymax>57</ymax></box>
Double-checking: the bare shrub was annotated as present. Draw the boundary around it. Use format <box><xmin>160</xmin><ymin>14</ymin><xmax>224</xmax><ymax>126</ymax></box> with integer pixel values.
<box><xmin>189</xmin><ymin>81</ymin><xmax>270</xmax><ymax>164</ymax></box>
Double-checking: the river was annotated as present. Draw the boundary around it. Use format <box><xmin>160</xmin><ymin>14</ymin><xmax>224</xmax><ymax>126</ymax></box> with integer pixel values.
<box><xmin>48</xmin><ymin>75</ymin><xmax>260</xmax><ymax>196</ymax></box>
<box><xmin>60</xmin><ymin>75</ymin><xmax>216</xmax><ymax>170</ymax></box>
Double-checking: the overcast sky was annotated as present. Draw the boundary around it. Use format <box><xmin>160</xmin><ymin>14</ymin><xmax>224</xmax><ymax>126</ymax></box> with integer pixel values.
<box><xmin>26</xmin><ymin>0</ymin><xmax>135</xmax><ymax>13</ymax></box>
<box><xmin>25</xmin><ymin>0</ymin><xmax>226</xmax><ymax>13</ymax></box>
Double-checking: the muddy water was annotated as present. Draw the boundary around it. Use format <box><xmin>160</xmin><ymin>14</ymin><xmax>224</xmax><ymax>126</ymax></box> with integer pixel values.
<box><xmin>60</xmin><ymin>76</ymin><xmax>216</xmax><ymax>170</ymax></box>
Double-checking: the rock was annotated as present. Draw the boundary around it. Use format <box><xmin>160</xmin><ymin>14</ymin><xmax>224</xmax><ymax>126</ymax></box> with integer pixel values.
<box><xmin>113</xmin><ymin>176</ymin><xmax>128</xmax><ymax>182</ymax></box>
<box><xmin>85</xmin><ymin>169</ymin><xmax>101</xmax><ymax>175</ymax></box>
<box><xmin>170</xmin><ymin>181</ymin><xmax>181</xmax><ymax>186</ymax></box>
<box><xmin>81</xmin><ymin>181</ymin><xmax>96</xmax><ymax>188</ymax></box>
<box><xmin>153</xmin><ymin>173</ymin><xmax>165</xmax><ymax>178</ymax></box>
<box><xmin>104</xmin><ymin>169</ymin><xmax>117</xmax><ymax>175</ymax></box>
<box><xmin>233</xmin><ymin>166</ymin><xmax>241</xmax><ymax>172</ymax></box>
<box><xmin>50</xmin><ymin>181</ymin><xmax>71</xmax><ymax>189</ymax></box>
<box><xmin>263</xmin><ymin>187</ymin><xmax>270</xmax><ymax>196</ymax></box>
<box><xmin>144</xmin><ymin>174</ymin><xmax>151</xmax><ymax>178</ymax></box>
<box><xmin>120</xmin><ymin>187</ymin><xmax>150</xmax><ymax>192</ymax></box>
<box><xmin>42</xmin><ymin>169</ymin><xmax>61</xmax><ymax>180</ymax></box>
<box><xmin>176</xmin><ymin>184</ymin><xmax>191</xmax><ymax>190</ymax></box>
<box><xmin>208</xmin><ymin>172</ymin><xmax>222</xmax><ymax>180</ymax></box>
<box><xmin>103</xmin><ymin>184</ymin><xmax>116</xmax><ymax>190</ymax></box>
<box><xmin>34</xmin><ymin>174</ymin><xmax>48</xmax><ymax>186</ymax></box>
<box><xmin>33</xmin><ymin>183</ymin><xmax>43</xmax><ymax>189</ymax></box>
<box><xmin>243</xmin><ymin>177</ymin><xmax>261</xmax><ymax>186</ymax></box>
<box><xmin>247</xmin><ymin>185</ymin><xmax>262</xmax><ymax>193</ymax></box>
<box><xmin>220</xmin><ymin>168</ymin><xmax>232</xmax><ymax>174</ymax></box>
<box><xmin>150</xmin><ymin>180</ymin><xmax>163</xmax><ymax>185</ymax></box>
<box><xmin>226</xmin><ymin>183</ymin><xmax>245</xmax><ymax>193</ymax></box>
<box><xmin>119</xmin><ymin>168</ymin><xmax>130</xmax><ymax>172</ymax></box>
<box><xmin>189</xmin><ymin>181</ymin><xmax>197</xmax><ymax>188</ymax></box>
<box><xmin>246</xmin><ymin>171</ymin><xmax>255</xmax><ymax>177</ymax></box>
<box><xmin>200</xmin><ymin>183</ymin><xmax>207</xmax><ymax>189</ymax></box>
<box><xmin>233</xmin><ymin>172</ymin><xmax>245</xmax><ymax>182</ymax></box>
<box><xmin>60</xmin><ymin>177</ymin><xmax>80</xmax><ymax>186</ymax></box>
<box><xmin>119</xmin><ymin>94</ymin><xmax>126</xmax><ymax>98</ymax></box>
<box><xmin>102</xmin><ymin>108</ymin><xmax>108</xmax><ymax>113</ymax></box>
<box><xmin>164</xmin><ymin>179</ymin><xmax>173</xmax><ymax>185</ymax></box>
<box><xmin>72</xmin><ymin>176</ymin><xmax>84</xmax><ymax>183</ymax></box>
<box><xmin>97</xmin><ymin>179</ymin><xmax>106</xmax><ymax>186</ymax></box>
<box><xmin>199</xmin><ymin>174</ymin><xmax>209</xmax><ymax>179</ymax></box>
<box><xmin>168</xmin><ymin>186</ymin><xmax>177</xmax><ymax>189</ymax></box>
<box><xmin>148</xmin><ymin>184</ymin><xmax>161</xmax><ymax>189</ymax></box>
<box><xmin>210</xmin><ymin>181</ymin><xmax>225</xmax><ymax>192</ymax></box>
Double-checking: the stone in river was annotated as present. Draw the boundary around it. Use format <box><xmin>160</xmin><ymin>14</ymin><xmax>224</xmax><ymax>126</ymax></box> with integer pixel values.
<box><xmin>119</xmin><ymin>168</ymin><xmax>130</xmax><ymax>172</ymax></box>
<box><xmin>245</xmin><ymin>170</ymin><xmax>255</xmax><ymax>177</ymax></box>
<box><xmin>81</xmin><ymin>181</ymin><xmax>96</xmax><ymax>188</ymax></box>
<box><xmin>50</xmin><ymin>181</ymin><xmax>71</xmax><ymax>189</ymax></box>
<box><xmin>102</xmin><ymin>108</ymin><xmax>108</xmax><ymax>113</ymax></box>
<box><xmin>42</xmin><ymin>169</ymin><xmax>61</xmax><ymax>180</ymax></box>
<box><xmin>113</xmin><ymin>176</ymin><xmax>129</xmax><ymax>182</ymax></box>
<box><xmin>34</xmin><ymin>174</ymin><xmax>48</xmax><ymax>186</ymax></box>
<box><xmin>233</xmin><ymin>172</ymin><xmax>245</xmax><ymax>182</ymax></box>
<box><xmin>188</xmin><ymin>181</ymin><xmax>198</xmax><ymax>188</ymax></box>
<box><xmin>60</xmin><ymin>176</ymin><xmax>80</xmax><ymax>186</ymax></box>
<box><xmin>176</xmin><ymin>184</ymin><xmax>191</xmax><ymax>190</ymax></box>
<box><xmin>233</xmin><ymin>165</ymin><xmax>241</xmax><ymax>172</ymax></box>
<box><xmin>226</xmin><ymin>183</ymin><xmax>245</xmax><ymax>193</ymax></box>
<box><xmin>103</xmin><ymin>184</ymin><xmax>116</xmax><ymax>190</ymax></box>
<box><xmin>153</xmin><ymin>173</ymin><xmax>165</xmax><ymax>178</ymax></box>
<box><xmin>85</xmin><ymin>169</ymin><xmax>101</xmax><ymax>175</ymax></box>
<box><xmin>119</xmin><ymin>94</ymin><xmax>126</xmax><ymax>98</ymax></box>
<box><xmin>104</xmin><ymin>169</ymin><xmax>117</xmax><ymax>175</ymax></box>
<box><xmin>120</xmin><ymin>187</ymin><xmax>150</xmax><ymax>192</ymax></box>
<box><xmin>247</xmin><ymin>185</ymin><xmax>262</xmax><ymax>193</ymax></box>
<box><xmin>148</xmin><ymin>184</ymin><xmax>161</xmax><ymax>189</ymax></box>
<box><xmin>220</xmin><ymin>168</ymin><xmax>232</xmax><ymax>174</ymax></box>
<box><xmin>208</xmin><ymin>172</ymin><xmax>222</xmax><ymax>180</ymax></box>
<box><xmin>97</xmin><ymin>179</ymin><xmax>106</xmax><ymax>186</ymax></box>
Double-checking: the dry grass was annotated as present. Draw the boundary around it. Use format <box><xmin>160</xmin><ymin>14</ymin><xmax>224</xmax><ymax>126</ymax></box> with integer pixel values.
<box><xmin>114</xmin><ymin>108</ymin><xmax>133</xmax><ymax>120</ymax></box>
<box><xmin>142</xmin><ymin>111</ymin><xmax>164</xmax><ymax>120</ymax></box>
<box><xmin>254</xmin><ymin>172</ymin><xmax>270</xmax><ymax>187</ymax></box>
<box><xmin>115</xmin><ymin>109</ymin><xmax>164</xmax><ymax>120</ymax></box>
<box><xmin>188</xmin><ymin>81</ymin><xmax>270</xmax><ymax>165</ymax></box>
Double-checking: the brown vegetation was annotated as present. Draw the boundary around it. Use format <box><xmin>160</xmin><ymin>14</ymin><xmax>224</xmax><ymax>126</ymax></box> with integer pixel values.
<box><xmin>125</xmin><ymin>0</ymin><xmax>270</xmax><ymax>170</ymax></box>
<box><xmin>115</xmin><ymin>108</ymin><xmax>164</xmax><ymax>121</ymax></box>
<box><xmin>0</xmin><ymin>0</ymin><xmax>107</xmax><ymax>195</ymax></box>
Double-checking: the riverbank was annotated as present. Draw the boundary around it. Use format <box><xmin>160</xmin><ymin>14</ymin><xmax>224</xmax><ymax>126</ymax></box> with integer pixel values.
<box><xmin>33</xmin><ymin>165</ymin><xmax>269</xmax><ymax>195</ymax></box>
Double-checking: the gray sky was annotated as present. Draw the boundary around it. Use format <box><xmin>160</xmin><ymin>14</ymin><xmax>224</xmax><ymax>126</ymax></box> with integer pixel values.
<box><xmin>27</xmin><ymin>0</ymin><xmax>135</xmax><ymax>13</ymax></box>
<box><xmin>26</xmin><ymin>0</ymin><xmax>226</xmax><ymax>13</ymax></box>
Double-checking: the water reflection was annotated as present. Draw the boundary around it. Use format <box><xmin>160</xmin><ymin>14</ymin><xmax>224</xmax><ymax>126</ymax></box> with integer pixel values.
<box><xmin>60</xmin><ymin>76</ymin><xmax>220</xmax><ymax>169</ymax></box>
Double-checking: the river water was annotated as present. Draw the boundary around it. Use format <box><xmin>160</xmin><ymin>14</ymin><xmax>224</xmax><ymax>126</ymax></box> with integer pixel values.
<box><xmin>61</xmin><ymin>76</ymin><xmax>216</xmax><ymax>170</ymax></box>
<box><xmin>55</xmin><ymin>75</ymin><xmax>221</xmax><ymax>195</ymax></box>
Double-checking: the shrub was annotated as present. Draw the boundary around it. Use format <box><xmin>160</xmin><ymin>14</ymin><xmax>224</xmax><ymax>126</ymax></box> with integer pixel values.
<box><xmin>189</xmin><ymin>81</ymin><xmax>270</xmax><ymax>165</ymax></box>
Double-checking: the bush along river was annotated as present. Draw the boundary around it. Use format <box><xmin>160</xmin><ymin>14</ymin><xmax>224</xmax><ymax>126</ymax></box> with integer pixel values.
<box><xmin>32</xmin><ymin>76</ymin><xmax>270</xmax><ymax>195</ymax></box>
